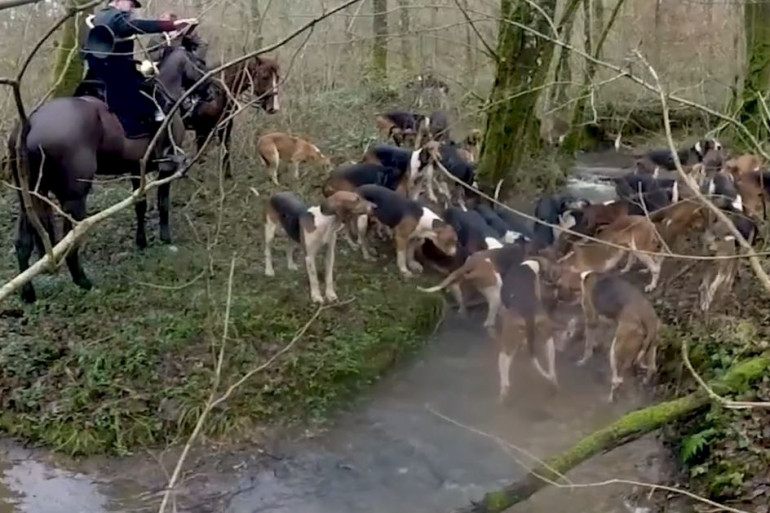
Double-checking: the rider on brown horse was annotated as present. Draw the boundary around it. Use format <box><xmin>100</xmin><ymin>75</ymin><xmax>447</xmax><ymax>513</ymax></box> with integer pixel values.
<box><xmin>78</xmin><ymin>0</ymin><xmax>198</xmax><ymax>139</ymax></box>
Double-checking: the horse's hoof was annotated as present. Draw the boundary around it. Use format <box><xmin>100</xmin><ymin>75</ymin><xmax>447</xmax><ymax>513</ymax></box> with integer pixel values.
<box><xmin>136</xmin><ymin>237</ymin><xmax>148</xmax><ymax>250</ymax></box>
<box><xmin>167</xmin><ymin>245</ymin><xmax>179</xmax><ymax>253</ymax></box>
<box><xmin>76</xmin><ymin>277</ymin><xmax>93</xmax><ymax>291</ymax></box>
<box><xmin>20</xmin><ymin>285</ymin><xmax>36</xmax><ymax>304</ymax></box>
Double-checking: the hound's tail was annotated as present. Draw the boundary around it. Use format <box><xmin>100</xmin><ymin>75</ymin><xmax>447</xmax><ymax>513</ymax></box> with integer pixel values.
<box><xmin>418</xmin><ymin>257</ymin><xmax>484</xmax><ymax>293</ymax></box>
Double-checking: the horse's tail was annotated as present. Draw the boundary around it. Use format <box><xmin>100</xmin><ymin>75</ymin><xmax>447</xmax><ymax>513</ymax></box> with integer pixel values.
<box><xmin>7</xmin><ymin>119</ymin><xmax>32</xmax><ymax>188</ymax></box>
<box><xmin>11</xmin><ymin>118</ymin><xmax>53</xmax><ymax>258</ymax></box>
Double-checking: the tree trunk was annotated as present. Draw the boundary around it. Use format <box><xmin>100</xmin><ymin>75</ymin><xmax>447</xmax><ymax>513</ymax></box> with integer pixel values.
<box><xmin>51</xmin><ymin>0</ymin><xmax>91</xmax><ymax>98</ymax></box>
<box><xmin>372</xmin><ymin>0</ymin><xmax>388</xmax><ymax>81</ymax></box>
<box><xmin>560</xmin><ymin>0</ymin><xmax>627</xmax><ymax>153</ymax></box>
<box><xmin>736</xmin><ymin>0</ymin><xmax>770</xmax><ymax>142</ymax></box>
<box><xmin>548</xmin><ymin>0</ymin><xmax>581</xmax><ymax>109</ymax></box>
<box><xmin>451</xmin><ymin>354</ymin><xmax>770</xmax><ymax>513</ymax></box>
<box><xmin>462</xmin><ymin>0</ymin><xmax>475</xmax><ymax>88</ymax></box>
<box><xmin>582</xmin><ymin>0</ymin><xmax>593</xmax><ymax>58</ymax></box>
<box><xmin>398</xmin><ymin>0</ymin><xmax>412</xmax><ymax>73</ymax></box>
<box><xmin>249</xmin><ymin>0</ymin><xmax>264</xmax><ymax>50</ymax></box>
<box><xmin>477</xmin><ymin>0</ymin><xmax>559</xmax><ymax>187</ymax></box>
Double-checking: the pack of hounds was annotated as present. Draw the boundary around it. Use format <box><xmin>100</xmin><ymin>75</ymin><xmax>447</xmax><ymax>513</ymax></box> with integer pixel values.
<box><xmin>260</xmin><ymin>109</ymin><xmax>766</xmax><ymax>405</ymax></box>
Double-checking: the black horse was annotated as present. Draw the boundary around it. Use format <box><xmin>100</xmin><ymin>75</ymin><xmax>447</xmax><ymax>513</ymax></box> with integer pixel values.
<box><xmin>7</xmin><ymin>45</ymin><xmax>210</xmax><ymax>303</ymax></box>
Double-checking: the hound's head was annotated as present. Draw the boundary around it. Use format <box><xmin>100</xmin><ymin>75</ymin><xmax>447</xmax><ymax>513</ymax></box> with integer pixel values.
<box><xmin>324</xmin><ymin>191</ymin><xmax>374</xmax><ymax>219</ymax></box>
<box><xmin>430</xmin><ymin>219</ymin><xmax>458</xmax><ymax>257</ymax></box>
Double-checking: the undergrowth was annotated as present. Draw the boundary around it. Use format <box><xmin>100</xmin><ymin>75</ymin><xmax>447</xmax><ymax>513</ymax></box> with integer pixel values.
<box><xmin>653</xmin><ymin>249</ymin><xmax>770</xmax><ymax>510</ymax></box>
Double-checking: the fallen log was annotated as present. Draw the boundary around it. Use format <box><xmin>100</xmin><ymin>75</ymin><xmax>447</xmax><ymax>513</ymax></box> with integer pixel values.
<box><xmin>452</xmin><ymin>354</ymin><xmax>770</xmax><ymax>513</ymax></box>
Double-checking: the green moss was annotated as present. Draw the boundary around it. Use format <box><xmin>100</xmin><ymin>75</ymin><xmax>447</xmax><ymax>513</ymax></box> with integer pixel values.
<box><xmin>51</xmin><ymin>0</ymin><xmax>92</xmax><ymax>98</ymax></box>
<box><xmin>476</xmin><ymin>0</ymin><xmax>559</xmax><ymax>187</ymax></box>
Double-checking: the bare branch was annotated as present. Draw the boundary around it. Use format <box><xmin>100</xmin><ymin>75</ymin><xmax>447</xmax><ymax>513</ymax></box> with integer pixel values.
<box><xmin>637</xmin><ymin>49</ymin><xmax>770</xmax><ymax>295</ymax></box>
<box><xmin>138</xmin><ymin>0</ymin><xmax>367</xmax><ymax>185</ymax></box>
<box><xmin>0</xmin><ymin>0</ymin><xmax>41</xmax><ymax>11</ymax></box>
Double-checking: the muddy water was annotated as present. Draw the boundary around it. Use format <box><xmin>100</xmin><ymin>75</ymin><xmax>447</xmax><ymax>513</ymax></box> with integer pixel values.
<box><xmin>0</xmin><ymin>157</ymin><xmax>673</xmax><ymax>513</ymax></box>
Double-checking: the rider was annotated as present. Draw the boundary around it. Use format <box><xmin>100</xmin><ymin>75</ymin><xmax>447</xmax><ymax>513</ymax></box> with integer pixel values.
<box><xmin>80</xmin><ymin>0</ymin><xmax>198</xmax><ymax>139</ymax></box>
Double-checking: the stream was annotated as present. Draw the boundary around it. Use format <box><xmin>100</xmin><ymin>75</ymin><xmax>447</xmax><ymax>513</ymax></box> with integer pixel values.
<box><xmin>0</xmin><ymin>155</ymin><xmax>676</xmax><ymax>513</ymax></box>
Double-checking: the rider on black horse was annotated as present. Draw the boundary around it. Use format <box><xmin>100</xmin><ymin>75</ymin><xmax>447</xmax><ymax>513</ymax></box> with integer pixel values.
<box><xmin>78</xmin><ymin>0</ymin><xmax>199</xmax><ymax>139</ymax></box>
<box><xmin>147</xmin><ymin>12</ymin><xmax>209</xmax><ymax>64</ymax></box>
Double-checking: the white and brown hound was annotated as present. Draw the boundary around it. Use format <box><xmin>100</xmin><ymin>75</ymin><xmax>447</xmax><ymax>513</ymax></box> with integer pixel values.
<box><xmin>264</xmin><ymin>191</ymin><xmax>373</xmax><ymax>303</ymax></box>
<box><xmin>495</xmin><ymin>258</ymin><xmax>559</xmax><ymax>402</ymax></box>
<box><xmin>574</xmin><ymin>271</ymin><xmax>661</xmax><ymax>403</ymax></box>
<box><xmin>355</xmin><ymin>184</ymin><xmax>458</xmax><ymax>276</ymax></box>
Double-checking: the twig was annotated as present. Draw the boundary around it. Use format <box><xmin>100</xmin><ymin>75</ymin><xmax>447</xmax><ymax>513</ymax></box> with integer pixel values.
<box><xmin>427</xmin><ymin>405</ymin><xmax>573</xmax><ymax>488</ymax></box>
<box><xmin>0</xmin><ymin>0</ymin><xmax>41</xmax><ymax>11</ymax></box>
<box><xmin>133</xmin><ymin>269</ymin><xmax>207</xmax><ymax>291</ymax></box>
<box><xmin>15</xmin><ymin>0</ymin><xmax>102</xmax><ymax>85</ymax></box>
<box><xmin>432</xmin><ymin>406</ymin><xmax>752</xmax><ymax>513</ymax></box>
<box><xmin>637</xmin><ymin>49</ymin><xmax>770</xmax><ymax>296</ymax></box>
<box><xmin>0</xmin><ymin>165</ymin><xmax>187</xmax><ymax>303</ymax></box>
<box><xmin>156</xmin><ymin>298</ymin><xmax>355</xmax><ymax>513</ymax></box>
<box><xmin>451</xmin><ymin>0</ymin><xmax>497</xmax><ymax>61</ymax></box>
<box><xmin>681</xmin><ymin>339</ymin><xmax>770</xmax><ymax>410</ymax></box>
<box><xmin>156</xmin><ymin>256</ymin><xmax>238</xmax><ymax>513</ymax></box>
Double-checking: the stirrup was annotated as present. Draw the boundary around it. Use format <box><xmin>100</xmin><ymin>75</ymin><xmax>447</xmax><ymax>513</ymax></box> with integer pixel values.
<box><xmin>154</xmin><ymin>109</ymin><xmax>165</xmax><ymax>122</ymax></box>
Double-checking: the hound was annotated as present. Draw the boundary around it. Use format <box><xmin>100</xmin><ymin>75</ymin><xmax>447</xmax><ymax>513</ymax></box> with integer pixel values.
<box><xmin>374</xmin><ymin>111</ymin><xmax>428</xmax><ymax>148</ymax></box>
<box><xmin>257</xmin><ymin>132</ymin><xmax>332</xmax><ymax>185</ymax></box>
<box><xmin>495</xmin><ymin>258</ymin><xmax>559</xmax><ymax>402</ymax></box>
<box><xmin>418</xmin><ymin>243</ymin><xmax>529</xmax><ymax>328</ymax></box>
<box><xmin>636</xmin><ymin>138</ymin><xmax>724</xmax><ymax>172</ymax></box>
<box><xmin>576</xmin><ymin>271</ymin><xmax>661</xmax><ymax>402</ymax></box>
<box><xmin>554</xmin><ymin>215</ymin><xmax>664</xmax><ymax>295</ymax></box>
<box><xmin>264</xmin><ymin>191</ymin><xmax>373</xmax><ymax>303</ymax></box>
<box><xmin>355</xmin><ymin>184</ymin><xmax>457</xmax><ymax>276</ymax></box>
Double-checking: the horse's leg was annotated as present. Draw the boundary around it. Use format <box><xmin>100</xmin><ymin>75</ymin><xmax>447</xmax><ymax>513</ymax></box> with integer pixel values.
<box><xmin>14</xmin><ymin>211</ymin><xmax>37</xmax><ymax>303</ymax></box>
<box><xmin>60</xmin><ymin>196</ymin><xmax>93</xmax><ymax>291</ymax></box>
<box><xmin>217</xmin><ymin>118</ymin><xmax>234</xmax><ymax>179</ymax></box>
<box><xmin>130</xmin><ymin>173</ymin><xmax>148</xmax><ymax>249</ymax></box>
<box><xmin>155</xmin><ymin>115</ymin><xmax>185</xmax><ymax>245</ymax></box>
<box><xmin>157</xmin><ymin>169</ymin><xmax>173</xmax><ymax>244</ymax></box>
<box><xmin>195</xmin><ymin>126</ymin><xmax>210</xmax><ymax>160</ymax></box>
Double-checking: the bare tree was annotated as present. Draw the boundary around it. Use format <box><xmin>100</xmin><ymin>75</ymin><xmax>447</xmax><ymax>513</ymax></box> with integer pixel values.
<box><xmin>372</xmin><ymin>0</ymin><xmax>388</xmax><ymax>80</ymax></box>
<box><xmin>398</xmin><ymin>0</ymin><xmax>412</xmax><ymax>74</ymax></box>
<box><xmin>735</xmin><ymin>0</ymin><xmax>770</xmax><ymax>142</ymax></box>
<box><xmin>477</xmin><ymin>0</ymin><xmax>561</xmax><ymax>185</ymax></box>
<box><xmin>561</xmin><ymin>0</ymin><xmax>626</xmax><ymax>151</ymax></box>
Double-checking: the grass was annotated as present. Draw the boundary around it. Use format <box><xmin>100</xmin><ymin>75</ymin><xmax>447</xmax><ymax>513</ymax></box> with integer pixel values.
<box><xmin>0</xmin><ymin>98</ymin><xmax>448</xmax><ymax>455</ymax></box>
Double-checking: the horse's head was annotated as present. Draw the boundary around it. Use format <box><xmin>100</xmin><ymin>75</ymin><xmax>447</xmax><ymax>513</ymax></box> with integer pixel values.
<box><xmin>244</xmin><ymin>55</ymin><xmax>280</xmax><ymax>114</ymax></box>
<box><xmin>155</xmin><ymin>46</ymin><xmax>212</xmax><ymax>108</ymax></box>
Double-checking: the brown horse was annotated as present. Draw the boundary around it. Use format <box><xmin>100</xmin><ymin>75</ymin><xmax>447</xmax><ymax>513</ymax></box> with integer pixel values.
<box><xmin>184</xmin><ymin>55</ymin><xmax>281</xmax><ymax>178</ymax></box>
<box><xmin>7</xmin><ymin>46</ymin><xmax>208</xmax><ymax>303</ymax></box>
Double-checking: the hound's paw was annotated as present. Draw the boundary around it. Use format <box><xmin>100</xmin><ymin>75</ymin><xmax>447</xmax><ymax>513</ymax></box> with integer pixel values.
<box><xmin>408</xmin><ymin>261</ymin><xmax>424</xmax><ymax>273</ymax></box>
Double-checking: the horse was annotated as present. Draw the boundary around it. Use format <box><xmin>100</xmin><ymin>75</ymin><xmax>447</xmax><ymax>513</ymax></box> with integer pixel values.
<box><xmin>184</xmin><ymin>55</ymin><xmax>281</xmax><ymax>178</ymax></box>
<box><xmin>7</xmin><ymin>45</ymin><xmax>210</xmax><ymax>303</ymax></box>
